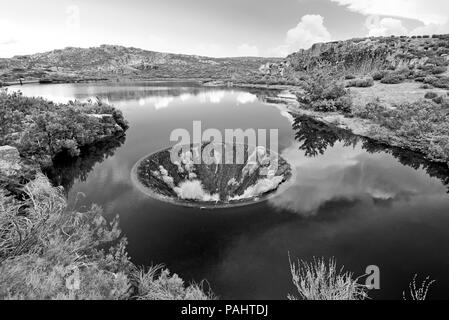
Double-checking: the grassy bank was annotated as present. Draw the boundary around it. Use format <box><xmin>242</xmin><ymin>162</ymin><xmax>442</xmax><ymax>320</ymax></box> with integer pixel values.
<box><xmin>274</xmin><ymin>66</ymin><xmax>449</xmax><ymax>165</ymax></box>
<box><xmin>0</xmin><ymin>90</ymin><xmax>212</xmax><ymax>300</ymax></box>
<box><xmin>0</xmin><ymin>174</ymin><xmax>213</xmax><ymax>300</ymax></box>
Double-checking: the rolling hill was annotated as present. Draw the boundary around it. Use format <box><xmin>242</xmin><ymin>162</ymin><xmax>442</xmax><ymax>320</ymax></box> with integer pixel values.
<box><xmin>0</xmin><ymin>45</ymin><xmax>280</xmax><ymax>84</ymax></box>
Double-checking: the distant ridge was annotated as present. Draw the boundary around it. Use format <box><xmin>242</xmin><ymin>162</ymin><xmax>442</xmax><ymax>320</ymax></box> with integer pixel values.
<box><xmin>0</xmin><ymin>44</ymin><xmax>280</xmax><ymax>83</ymax></box>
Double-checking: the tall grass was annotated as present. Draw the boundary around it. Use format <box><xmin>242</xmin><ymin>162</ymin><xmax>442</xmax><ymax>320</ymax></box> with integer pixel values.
<box><xmin>0</xmin><ymin>174</ymin><xmax>213</xmax><ymax>300</ymax></box>
<box><xmin>403</xmin><ymin>275</ymin><xmax>435</xmax><ymax>300</ymax></box>
<box><xmin>132</xmin><ymin>265</ymin><xmax>214</xmax><ymax>300</ymax></box>
<box><xmin>288</xmin><ymin>256</ymin><xmax>368</xmax><ymax>300</ymax></box>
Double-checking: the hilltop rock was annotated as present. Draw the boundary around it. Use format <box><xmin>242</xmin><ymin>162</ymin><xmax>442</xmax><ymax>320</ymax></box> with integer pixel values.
<box><xmin>268</xmin><ymin>34</ymin><xmax>449</xmax><ymax>80</ymax></box>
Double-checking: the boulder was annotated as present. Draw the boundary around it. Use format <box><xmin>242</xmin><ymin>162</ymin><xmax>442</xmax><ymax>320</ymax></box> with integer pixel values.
<box><xmin>0</xmin><ymin>146</ymin><xmax>22</xmax><ymax>176</ymax></box>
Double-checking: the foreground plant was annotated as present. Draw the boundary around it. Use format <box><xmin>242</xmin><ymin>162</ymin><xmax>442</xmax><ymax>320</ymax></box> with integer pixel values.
<box><xmin>403</xmin><ymin>275</ymin><xmax>435</xmax><ymax>301</ymax></box>
<box><xmin>0</xmin><ymin>174</ymin><xmax>212</xmax><ymax>300</ymax></box>
<box><xmin>288</xmin><ymin>256</ymin><xmax>368</xmax><ymax>300</ymax></box>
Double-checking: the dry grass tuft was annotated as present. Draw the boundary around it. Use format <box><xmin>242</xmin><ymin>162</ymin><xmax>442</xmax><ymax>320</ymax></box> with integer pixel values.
<box><xmin>131</xmin><ymin>265</ymin><xmax>215</xmax><ymax>300</ymax></box>
<box><xmin>288</xmin><ymin>255</ymin><xmax>368</xmax><ymax>300</ymax></box>
<box><xmin>403</xmin><ymin>275</ymin><xmax>435</xmax><ymax>300</ymax></box>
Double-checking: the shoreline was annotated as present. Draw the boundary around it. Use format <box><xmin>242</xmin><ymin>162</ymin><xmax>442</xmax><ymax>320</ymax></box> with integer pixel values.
<box><xmin>270</xmin><ymin>90</ymin><xmax>449</xmax><ymax>166</ymax></box>
<box><xmin>3</xmin><ymin>78</ymin><xmax>448</xmax><ymax>167</ymax></box>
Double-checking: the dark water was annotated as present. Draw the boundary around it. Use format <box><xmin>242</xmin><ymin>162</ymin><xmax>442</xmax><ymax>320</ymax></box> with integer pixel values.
<box><xmin>9</xmin><ymin>82</ymin><xmax>449</xmax><ymax>300</ymax></box>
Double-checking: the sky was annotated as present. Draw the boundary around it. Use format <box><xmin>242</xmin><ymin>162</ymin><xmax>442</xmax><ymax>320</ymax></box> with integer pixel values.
<box><xmin>0</xmin><ymin>0</ymin><xmax>448</xmax><ymax>58</ymax></box>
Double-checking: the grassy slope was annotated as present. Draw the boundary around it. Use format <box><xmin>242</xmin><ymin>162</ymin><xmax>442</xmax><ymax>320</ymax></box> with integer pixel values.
<box><xmin>265</xmin><ymin>34</ymin><xmax>449</xmax><ymax>164</ymax></box>
<box><xmin>0</xmin><ymin>91</ymin><xmax>212</xmax><ymax>300</ymax></box>
<box><xmin>0</xmin><ymin>45</ymin><xmax>280</xmax><ymax>84</ymax></box>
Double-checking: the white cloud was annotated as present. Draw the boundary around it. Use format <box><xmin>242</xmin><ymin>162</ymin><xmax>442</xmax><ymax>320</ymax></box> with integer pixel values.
<box><xmin>268</xmin><ymin>44</ymin><xmax>291</xmax><ymax>58</ymax></box>
<box><xmin>367</xmin><ymin>18</ymin><xmax>408</xmax><ymax>37</ymax></box>
<box><xmin>270</xmin><ymin>14</ymin><xmax>332</xmax><ymax>57</ymax></box>
<box><xmin>286</xmin><ymin>15</ymin><xmax>331</xmax><ymax>49</ymax></box>
<box><xmin>332</xmin><ymin>0</ymin><xmax>449</xmax><ymax>36</ymax></box>
<box><xmin>237</xmin><ymin>43</ymin><xmax>259</xmax><ymax>57</ymax></box>
<box><xmin>330</xmin><ymin>0</ymin><xmax>449</xmax><ymax>25</ymax></box>
<box><xmin>409</xmin><ymin>22</ymin><xmax>449</xmax><ymax>36</ymax></box>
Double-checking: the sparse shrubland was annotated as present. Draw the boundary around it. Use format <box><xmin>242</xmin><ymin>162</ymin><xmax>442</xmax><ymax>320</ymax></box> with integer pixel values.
<box><xmin>288</xmin><ymin>255</ymin><xmax>436</xmax><ymax>300</ymax></box>
<box><xmin>0</xmin><ymin>90</ymin><xmax>128</xmax><ymax>167</ymax></box>
<box><xmin>0</xmin><ymin>89</ymin><xmax>212</xmax><ymax>300</ymax></box>
<box><xmin>354</xmin><ymin>98</ymin><xmax>449</xmax><ymax>162</ymax></box>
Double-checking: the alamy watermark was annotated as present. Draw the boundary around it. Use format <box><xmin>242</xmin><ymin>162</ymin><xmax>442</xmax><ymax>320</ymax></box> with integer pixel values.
<box><xmin>169</xmin><ymin>121</ymin><xmax>279</xmax><ymax>175</ymax></box>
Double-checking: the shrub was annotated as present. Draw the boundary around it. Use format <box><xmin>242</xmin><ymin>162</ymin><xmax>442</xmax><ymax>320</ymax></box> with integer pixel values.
<box><xmin>372</xmin><ymin>70</ymin><xmax>388</xmax><ymax>81</ymax></box>
<box><xmin>334</xmin><ymin>95</ymin><xmax>353</xmax><ymax>113</ymax></box>
<box><xmin>355</xmin><ymin>99</ymin><xmax>449</xmax><ymax>162</ymax></box>
<box><xmin>380</xmin><ymin>72</ymin><xmax>406</xmax><ymax>84</ymax></box>
<box><xmin>433</xmin><ymin>96</ymin><xmax>444</xmax><ymax>104</ymax></box>
<box><xmin>298</xmin><ymin>71</ymin><xmax>352</xmax><ymax>113</ymax></box>
<box><xmin>424</xmin><ymin>76</ymin><xmax>449</xmax><ymax>89</ymax></box>
<box><xmin>346</xmin><ymin>77</ymin><xmax>374</xmax><ymax>88</ymax></box>
<box><xmin>354</xmin><ymin>98</ymin><xmax>388</xmax><ymax>121</ymax></box>
<box><xmin>132</xmin><ymin>266</ymin><xmax>213</xmax><ymax>300</ymax></box>
<box><xmin>431</xmin><ymin>66</ymin><xmax>447</xmax><ymax>74</ymax></box>
<box><xmin>403</xmin><ymin>275</ymin><xmax>435</xmax><ymax>300</ymax></box>
<box><xmin>424</xmin><ymin>92</ymin><xmax>439</xmax><ymax>99</ymax></box>
<box><xmin>419</xmin><ymin>65</ymin><xmax>447</xmax><ymax>75</ymax></box>
<box><xmin>288</xmin><ymin>256</ymin><xmax>368</xmax><ymax>300</ymax></box>
<box><xmin>0</xmin><ymin>91</ymin><xmax>128</xmax><ymax>167</ymax></box>
<box><xmin>0</xmin><ymin>175</ymin><xmax>213</xmax><ymax>300</ymax></box>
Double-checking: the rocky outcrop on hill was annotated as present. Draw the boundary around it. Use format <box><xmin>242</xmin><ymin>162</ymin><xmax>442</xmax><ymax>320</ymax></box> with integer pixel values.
<box><xmin>270</xmin><ymin>34</ymin><xmax>449</xmax><ymax>81</ymax></box>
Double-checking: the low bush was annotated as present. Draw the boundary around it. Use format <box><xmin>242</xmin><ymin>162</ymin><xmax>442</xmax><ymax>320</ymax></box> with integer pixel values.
<box><xmin>380</xmin><ymin>72</ymin><xmax>406</xmax><ymax>84</ymax></box>
<box><xmin>419</xmin><ymin>64</ymin><xmax>447</xmax><ymax>75</ymax></box>
<box><xmin>433</xmin><ymin>96</ymin><xmax>444</xmax><ymax>104</ymax></box>
<box><xmin>424</xmin><ymin>76</ymin><xmax>449</xmax><ymax>89</ymax></box>
<box><xmin>424</xmin><ymin>92</ymin><xmax>439</xmax><ymax>99</ymax></box>
<box><xmin>298</xmin><ymin>71</ymin><xmax>352</xmax><ymax>113</ymax></box>
<box><xmin>0</xmin><ymin>176</ymin><xmax>213</xmax><ymax>300</ymax></box>
<box><xmin>430</xmin><ymin>66</ymin><xmax>447</xmax><ymax>74</ymax></box>
<box><xmin>288</xmin><ymin>256</ymin><xmax>368</xmax><ymax>300</ymax></box>
<box><xmin>372</xmin><ymin>70</ymin><xmax>388</xmax><ymax>81</ymax></box>
<box><xmin>403</xmin><ymin>275</ymin><xmax>436</xmax><ymax>300</ymax></box>
<box><xmin>0</xmin><ymin>90</ymin><xmax>128</xmax><ymax>167</ymax></box>
<box><xmin>346</xmin><ymin>77</ymin><xmax>374</xmax><ymax>88</ymax></box>
<box><xmin>355</xmin><ymin>99</ymin><xmax>449</xmax><ymax>162</ymax></box>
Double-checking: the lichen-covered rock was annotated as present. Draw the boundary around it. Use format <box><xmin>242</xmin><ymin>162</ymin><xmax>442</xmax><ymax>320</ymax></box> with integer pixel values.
<box><xmin>0</xmin><ymin>146</ymin><xmax>22</xmax><ymax>176</ymax></box>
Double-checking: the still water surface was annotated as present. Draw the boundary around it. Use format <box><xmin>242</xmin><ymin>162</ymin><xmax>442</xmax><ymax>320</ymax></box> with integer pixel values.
<box><xmin>9</xmin><ymin>81</ymin><xmax>449</xmax><ymax>299</ymax></box>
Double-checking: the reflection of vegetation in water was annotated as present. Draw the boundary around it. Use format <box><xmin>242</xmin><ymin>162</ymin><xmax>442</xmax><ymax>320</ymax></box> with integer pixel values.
<box><xmin>98</xmin><ymin>85</ymin><xmax>203</xmax><ymax>102</ymax></box>
<box><xmin>292</xmin><ymin>115</ymin><xmax>449</xmax><ymax>191</ymax></box>
<box><xmin>44</xmin><ymin>134</ymin><xmax>126</xmax><ymax>193</ymax></box>
<box><xmin>292</xmin><ymin>115</ymin><xmax>357</xmax><ymax>157</ymax></box>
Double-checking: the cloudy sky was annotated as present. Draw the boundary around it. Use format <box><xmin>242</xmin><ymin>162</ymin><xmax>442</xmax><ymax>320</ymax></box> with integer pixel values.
<box><xmin>0</xmin><ymin>0</ymin><xmax>448</xmax><ymax>58</ymax></box>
